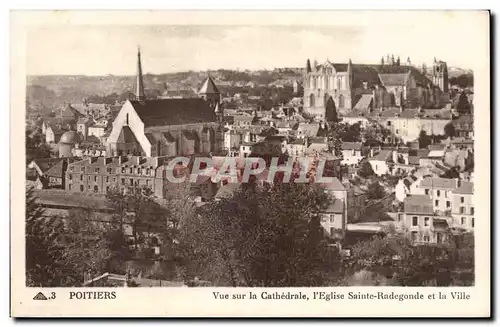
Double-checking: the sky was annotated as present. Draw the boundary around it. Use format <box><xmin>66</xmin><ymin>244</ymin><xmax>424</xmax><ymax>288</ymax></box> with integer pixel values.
<box><xmin>25</xmin><ymin>16</ymin><xmax>484</xmax><ymax>76</ymax></box>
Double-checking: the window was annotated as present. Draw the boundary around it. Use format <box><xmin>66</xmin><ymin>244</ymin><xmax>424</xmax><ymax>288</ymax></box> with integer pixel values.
<box><xmin>121</xmin><ymin>178</ymin><xmax>125</xmax><ymax>185</ymax></box>
<box><xmin>126</xmin><ymin>113</ymin><xmax>129</xmax><ymax>125</ymax></box>
<box><xmin>423</xmin><ymin>235</ymin><xmax>430</xmax><ymax>242</ymax></box>
<box><xmin>395</xmin><ymin>129</ymin><xmax>399</xmax><ymax>134</ymax></box>
<box><xmin>437</xmin><ymin>190</ymin><xmax>440</xmax><ymax>197</ymax></box>
<box><xmin>80</xmin><ymin>175</ymin><xmax>84</xmax><ymax>181</ymax></box>
<box><xmin>461</xmin><ymin>217</ymin><xmax>466</xmax><ymax>225</ymax></box>
<box><xmin>387</xmin><ymin>121</ymin><xmax>391</xmax><ymax>126</ymax></box>
<box><xmin>472</xmin><ymin>218</ymin><xmax>475</xmax><ymax>228</ymax></box>
<box><xmin>460</xmin><ymin>206</ymin><xmax>465</xmax><ymax>214</ymax></box>
<box><xmin>425</xmin><ymin>189</ymin><xmax>429</xmax><ymax>195</ymax></box>
<box><xmin>146</xmin><ymin>179</ymin><xmax>150</xmax><ymax>186</ymax></box>
<box><xmin>309</xmin><ymin>94</ymin><xmax>315</xmax><ymax>107</ymax></box>
<box><xmin>436</xmin><ymin>233</ymin><xmax>443</xmax><ymax>244</ymax></box>
<box><xmin>330</xmin><ymin>227</ymin><xmax>335</xmax><ymax>236</ymax></box>
<box><xmin>470</xmin><ymin>207</ymin><xmax>474</xmax><ymax>215</ymax></box>
<box><xmin>412</xmin><ymin>216</ymin><xmax>418</xmax><ymax>226</ymax></box>
<box><xmin>330</xmin><ymin>215</ymin><xmax>335</xmax><ymax>223</ymax></box>
<box><xmin>96</xmin><ymin>168</ymin><xmax>100</xmax><ymax>174</ymax></box>
<box><xmin>88</xmin><ymin>176</ymin><xmax>91</xmax><ymax>181</ymax></box>
<box><xmin>411</xmin><ymin>231</ymin><xmax>418</xmax><ymax>241</ymax></box>
<box><xmin>80</xmin><ymin>185</ymin><xmax>84</xmax><ymax>192</ymax></box>
<box><xmin>106</xmin><ymin>186</ymin><xmax>110</xmax><ymax>193</ymax></box>
<box><xmin>138</xmin><ymin>168</ymin><xmax>142</xmax><ymax>175</ymax></box>
<box><xmin>94</xmin><ymin>176</ymin><xmax>98</xmax><ymax>182</ymax></box>
<box><xmin>69</xmin><ymin>174</ymin><xmax>72</xmax><ymax>180</ymax></box>
<box><xmin>339</xmin><ymin>94</ymin><xmax>345</xmax><ymax>108</ymax></box>
<box><xmin>94</xmin><ymin>185</ymin><xmax>98</xmax><ymax>193</ymax></box>
<box><xmin>129</xmin><ymin>168</ymin><xmax>133</xmax><ymax>174</ymax></box>
<box><xmin>435</xmin><ymin>200</ymin><xmax>439</xmax><ymax>206</ymax></box>
<box><xmin>106</xmin><ymin>176</ymin><xmax>109</xmax><ymax>183</ymax></box>
<box><xmin>81</xmin><ymin>167</ymin><xmax>85</xmax><ymax>173</ymax></box>
<box><xmin>461</xmin><ymin>196</ymin><xmax>464</xmax><ymax>203</ymax></box>
<box><xmin>113</xmin><ymin>177</ymin><xmax>117</xmax><ymax>183</ymax></box>
<box><xmin>88</xmin><ymin>184</ymin><xmax>91</xmax><ymax>189</ymax></box>
<box><xmin>424</xmin><ymin>217</ymin><xmax>430</xmax><ymax>227</ymax></box>
<box><xmin>121</xmin><ymin>167</ymin><xmax>126</xmax><ymax>173</ymax></box>
<box><xmin>68</xmin><ymin>184</ymin><xmax>71</xmax><ymax>190</ymax></box>
<box><xmin>446</xmin><ymin>201</ymin><xmax>451</xmax><ymax>208</ymax></box>
<box><xmin>130</xmin><ymin>179</ymin><xmax>133</xmax><ymax>185</ymax></box>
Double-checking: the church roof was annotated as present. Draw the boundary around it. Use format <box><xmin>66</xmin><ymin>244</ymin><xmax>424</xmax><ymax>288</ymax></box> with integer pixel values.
<box><xmin>198</xmin><ymin>76</ymin><xmax>220</xmax><ymax>94</ymax></box>
<box><xmin>353</xmin><ymin>94</ymin><xmax>373</xmax><ymax>111</ymax></box>
<box><xmin>129</xmin><ymin>99</ymin><xmax>216</xmax><ymax>127</ymax></box>
<box><xmin>378</xmin><ymin>73</ymin><xmax>409</xmax><ymax>86</ymax></box>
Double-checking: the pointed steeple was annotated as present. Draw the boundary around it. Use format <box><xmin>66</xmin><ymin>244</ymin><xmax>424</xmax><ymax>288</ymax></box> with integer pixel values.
<box><xmin>135</xmin><ymin>46</ymin><xmax>145</xmax><ymax>101</ymax></box>
<box><xmin>306</xmin><ymin>59</ymin><xmax>312</xmax><ymax>73</ymax></box>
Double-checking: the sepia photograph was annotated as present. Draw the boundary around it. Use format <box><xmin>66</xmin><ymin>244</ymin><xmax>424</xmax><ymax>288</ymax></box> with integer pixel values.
<box><xmin>11</xmin><ymin>10</ymin><xmax>490</xmax><ymax>317</ymax></box>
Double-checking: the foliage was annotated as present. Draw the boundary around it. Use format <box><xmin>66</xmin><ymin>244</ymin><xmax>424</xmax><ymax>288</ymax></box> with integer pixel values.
<box><xmin>363</xmin><ymin>122</ymin><xmax>392</xmax><ymax>145</ymax></box>
<box><xmin>26</xmin><ymin>127</ymin><xmax>52</xmax><ymax>163</ymax></box>
<box><xmin>62</xmin><ymin>208</ymin><xmax>131</xmax><ymax>284</ymax></box>
<box><xmin>25</xmin><ymin>186</ymin><xmax>67</xmax><ymax>286</ymax></box>
<box><xmin>351</xmin><ymin>231</ymin><xmax>474</xmax><ymax>286</ymax></box>
<box><xmin>339</xmin><ymin>122</ymin><xmax>362</xmax><ymax>142</ymax></box>
<box><xmin>449</xmin><ymin>74</ymin><xmax>473</xmax><ymax>89</ymax></box>
<box><xmin>357</xmin><ymin>161</ymin><xmax>374</xmax><ymax>178</ymax></box>
<box><xmin>106</xmin><ymin>188</ymin><xmax>175</xmax><ymax>256</ymax></box>
<box><xmin>366</xmin><ymin>181</ymin><xmax>386</xmax><ymax>200</ymax></box>
<box><xmin>178</xmin><ymin>182</ymin><xmax>340</xmax><ymax>286</ymax></box>
<box><xmin>418</xmin><ymin>131</ymin><xmax>432</xmax><ymax>149</ymax></box>
<box><xmin>455</xmin><ymin>92</ymin><xmax>472</xmax><ymax>114</ymax></box>
<box><xmin>444</xmin><ymin>122</ymin><xmax>456</xmax><ymax>138</ymax></box>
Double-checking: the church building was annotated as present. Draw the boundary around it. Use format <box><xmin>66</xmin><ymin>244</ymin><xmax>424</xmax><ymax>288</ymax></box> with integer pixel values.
<box><xmin>106</xmin><ymin>48</ymin><xmax>223</xmax><ymax>157</ymax></box>
<box><xmin>303</xmin><ymin>55</ymin><xmax>450</xmax><ymax>120</ymax></box>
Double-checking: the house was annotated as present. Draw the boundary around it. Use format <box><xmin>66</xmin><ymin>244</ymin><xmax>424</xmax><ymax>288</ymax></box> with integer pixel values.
<box><xmin>76</xmin><ymin>117</ymin><xmax>93</xmax><ymax>140</ymax></box>
<box><xmin>452</xmin><ymin>115</ymin><xmax>474</xmax><ymax>138</ymax></box>
<box><xmin>88</xmin><ymin>123</ymin><xmax>107</xmax><ymax>139</ymax></box>
<box><xmin>297</xmin><ymin>123</ymin><xmax>320</xmax><ymax>139</ymax></box>
<box><xmin>414</xmin><ymin>177</ymin><xmax>459</xmax><ymax>214</ymax></box>
<box><xmin>306</xmin><ymin>137</ymin><xmax>329</xmax><ymax>156</ymax></box>
<box><xmin>341</xmin><ymin>142</ymin><xmax>364</xmax><ymax>166</ymax></box>
<box><xmin>224</xmin><ymin>130</ymin><xmax>242</xmax><ymax>152</ymax></box>
<box><xmin>368</xmin><ymin>149</ymin><xmax>393</xmax><ymax>176</ymax></box>
<box><xmin>320</xmin><ymin>199</ymin><xmax>346</xmax><ymax>240</ymax></box>
<box><xmin>395</xmin><ymin>175</ymin><xmax>419</xmax><ymax>202</ymax></box>
<box><xmin>403</xmin><ymin>195</ymin><xmax>450</xmax><ymax>245</ymax></box>
<box><xmin>345</xmin><ymin>183</ymin><xmax>368</xmax><ymax>223</ymax></box>
<box><xmin>286</xmin><ymin>139</ymin><xmax>307</xmax><ymax>158</ymax></box>
<box><xmin>239</xmin><ymin>142</ymin><xmax>256</xmax><ymax>158</ymax></box>
<box><xmin>444</xmin><ymin>148</ymin><xmax>474</xmax><ymax>171</ymax></box>
<box><xmin>451</xmin><ymin>181</ymin><xmax>474</xmax><ymax>231</ymax></box>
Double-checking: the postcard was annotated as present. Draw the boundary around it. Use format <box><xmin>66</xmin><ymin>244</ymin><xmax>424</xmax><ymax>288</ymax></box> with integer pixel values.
<box><xmin>11</xmin><ymin>10</ymin><xmax>490</xmax><ymax>317</ymax></box>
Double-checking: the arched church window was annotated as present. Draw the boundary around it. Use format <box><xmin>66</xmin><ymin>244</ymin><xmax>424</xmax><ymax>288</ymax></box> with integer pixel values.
<box><xmin>309</xmin><ymin>94</ymin><xmax>315</xmax><ymax>107</ymax></box>
<box><xmin>339</xmin><ymin>94</ymin><xmax>345</xmax><ymax>108</ymax></box>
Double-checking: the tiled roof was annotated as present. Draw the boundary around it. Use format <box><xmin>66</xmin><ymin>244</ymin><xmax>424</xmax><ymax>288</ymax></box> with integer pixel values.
<box><xmin>353</xmin><ymin>94</ymin><xmax>373</xmax><ymax>111</ymax></box>
<box><xmin>198</xmin><ymin>76</ymin><xmax>220</xmax><ymax>94</ymax></box>
<box><xmin>323</xmin><ymin>199</ymin><xmax>345</xmax><ymax>214</ymax></box>
<box><xmin>319</xmin><ymin>177</ymin><xmax>345</xmax><ymax>191</ymax></box>
<box><xmin>371</xmin><ymin>149</ymin><xmax>392</xmax><ymax>161</ymax></box>
<box><xmin>342</xmin><ymin>142</ymin><xmax>362</xmax><ymax>151</ymax></box>
<box><xmin>404</xmin><ymin>194</ymin><xmax>433</xmax><ymax>214</ymax></box>
<box><xmin>130</xmin><ymin>99</ymin><xmax>216</xmax><ymax>127</ymax></box>
<box><xmin>298</xmin><ymin>123</ymin><xmax>320</xmax><ymax>137</ymax></box>
<box><xmin>29</xmin><ymin>158</ymin><xmax>65</xmax><ymax>174</ymax></box>
<box><xmin>44</xmin><ymin>160</ymin><xmax>65</xmax><ymax>178</ymax></box>
<box><xmin>420</xmin><ymin>177</ymin><xmax>458</xmax><ymax>189</ymax></box>
<box><xmin>402</xmin><ymin>175</ymin><xmax>418</xmax><ymax>189</ymax></box>
<box><xmin>378</xmin><ymin>73</ymin><xmax>409</xmax><ymax>86</ymax></box>
<box><xmin>453</xmin><ymin>181</ymin><xmax>474</xmax><ymax>194</ymax></box>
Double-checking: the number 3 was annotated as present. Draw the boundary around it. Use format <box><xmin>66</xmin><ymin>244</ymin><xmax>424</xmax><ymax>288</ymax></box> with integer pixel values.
<box><xmin>50</xmin><ymin>292</ymin><xmax>56</xmax><ymax>299</ymax></box>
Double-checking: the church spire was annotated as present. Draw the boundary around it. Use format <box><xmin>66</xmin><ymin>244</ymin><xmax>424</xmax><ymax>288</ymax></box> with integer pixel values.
<box><xmin>135</xmin><ymin>46</ymin><xmax>145</xmax><ymax>101</ymax></box>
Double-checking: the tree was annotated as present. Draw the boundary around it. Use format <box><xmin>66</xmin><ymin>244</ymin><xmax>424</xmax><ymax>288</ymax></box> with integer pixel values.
<box><xmin>366</xmin><ymin>180</ymin><xmax>386</xmax><ymax>200</ymax></box>
<box><xmin>25</xmin><ymin>186</ymin><xmax>66</xmax><ymax>286</ymax></box>
<box><xmin>444</xmin><ymin>122</ymin><xmax>456</xmax><ymax>139</ymax></box>
<box><xmin>178</xmin><ymin>182</ymin><xmax>340</xmax><ymax>286</ymax></box>
<box><xmin>26</xmin><ymin>127</ymin><xmax>52</xmax><ymax>163</ymax></box>
<box><xmin>456</xmin><ymin>92</ymin><xmax>471</xmax><ymax>115</ymax></box>
<box><xmin>418</xmin><ymin>131</ymin><xmax>432</xmax><ymax>149</ymax></box>
<box><xmin>62</xmin><ymin>208</ymin><xmax>129</xmax><ymax>284</ymax></box>
<box><xmin>357</xmin><ymin>161</ymin><xmax>374</xmax><ymax>178</ymax></box>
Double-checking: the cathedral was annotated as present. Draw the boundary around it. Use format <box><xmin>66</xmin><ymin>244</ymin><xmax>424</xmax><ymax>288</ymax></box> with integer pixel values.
<box><xmin>302</xmin><ymin>55</ymin><xmax>450</xmax><ymax>120</ymax></box>
<box><xmin>106</xmin><ymin>48</ymin><xmax>223</xmax><ymax>157</ymax></box>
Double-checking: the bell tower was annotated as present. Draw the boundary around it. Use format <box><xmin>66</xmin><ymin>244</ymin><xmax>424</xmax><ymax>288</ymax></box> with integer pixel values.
<box><xmin>432</xmin><ymin>58</ymin><xmax>449</xmax><ymax>94</ymax></box>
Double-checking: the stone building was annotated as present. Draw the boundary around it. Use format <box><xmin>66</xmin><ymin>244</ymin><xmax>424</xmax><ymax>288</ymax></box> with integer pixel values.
<box><xmin>106</xmin><ymin>48</ymin><xmax>223</xmax><ymax>157</ymax></box>
<box><xmin>303</xmin><ymin>55</ymin><xmax>450</xmax><ymax>119</ymax></box>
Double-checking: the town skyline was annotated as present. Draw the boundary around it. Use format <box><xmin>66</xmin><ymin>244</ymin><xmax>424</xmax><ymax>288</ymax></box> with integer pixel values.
<box><xmin>27</xmin><ymin>23</ymin><xmax>477</xmax><ymax>76</ymax></box>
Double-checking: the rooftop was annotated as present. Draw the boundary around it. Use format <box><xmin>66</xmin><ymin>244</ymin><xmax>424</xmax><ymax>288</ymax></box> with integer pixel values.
<box><xmin>420</xmin><ymin>177</ymin><xmax>458</xmax><ymax>189</ymax></box>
